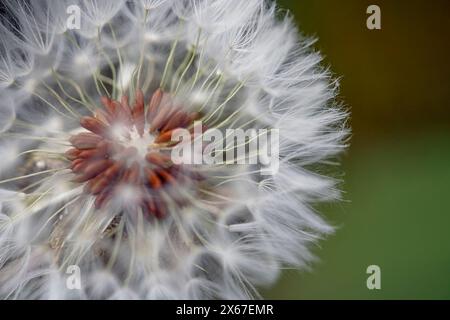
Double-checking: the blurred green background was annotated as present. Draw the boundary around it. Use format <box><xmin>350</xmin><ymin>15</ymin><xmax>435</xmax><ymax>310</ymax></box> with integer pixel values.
<box><xmin>265</xmin><ymin>0</ymin><xmax>450</xmax><ymax>299</ymax></box>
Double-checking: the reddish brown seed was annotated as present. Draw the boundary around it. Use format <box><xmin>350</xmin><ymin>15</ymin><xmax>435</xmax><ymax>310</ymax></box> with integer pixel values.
<box><xmin>103</xmin><ymin>161</ymin><xmax>123</xmax><ymax>179</ymax></box>
<box><xmin>109</xmin><ymin>100</ymin><xmax>120</xmax><ymax>118</ymax></box>
<box><xmin>161</xmin><ymin>110</ymin><xmax>186</xmax><ymax>133</ymax></box>
<box><xmin>150</xmin><ymin>104</ymin><xmax>177</xmax><ymax>132</ymax></box>
<box><xmin>184</xmin><ymin>112</ymin><xmax>201</xmax><ymax>127</ymax></box>
<box><xmin>101</xmin><ymin>96</ymin><xmax>116</xmax><ymax>115</ymax></box>
<box><xmin>108</xmin><ymin>101</ymin><xmax>129</xmax><ymax>126</ymax></box>
<box><xmin>154</xmin><ymin>129</ymin><xmax>175</xmax><ymax>144</ymax></box>
<box><xmin>132</xmin><ymin>90</ymin><xmax>145</xmax><ymax>136</ymax></box>
<box><xmin>71</xmin><ymin>158</ymin><xmax>84</xmax><ymax>169</ymax></box>
<box><xmin>119</xmin><ymin>96</ymin><xmax>133</xmax><ymax>122</ymax></box>
<box><xmin>72</xmin><ymin>162</ymin><xmax>87</xmax><ymax>174</ymax></box>
<box><xmin>84</xmin><ymin>173</ymin><xmax>103</xmax><ymax>193</ymax></box>
<box><xmin>69</xmin><ymin>132</ymin><xmax>102</xmax><ymax>149</ymax></box>
<box><xmin>77</xmin><ymin>140</ymin><xmax>109</xmax><ymax>159</ymax></box>
<box><xmin>65</xmin><ymin>148</ymin><xmax>81</xmax><ymax>160</ymax></box>
<box><xmin>96</xmin><ymin>140</ymin><xmax>110</xmax><ymax>155</ymax></box>
<box><xmin>78</xmin><ymin>149</ymin><xmax>101</xmax><ymax>159</ymax></box>
<box><xmin>89</xmin><ymin>176</ymin><xmax>111</xmax><ymax>195</ymax></box>
<box><xmin>144</xmin><ymin>194</ymin><xmax>158</xmax><ymax>217</ymax></box>
<box><xmin>126</xmin><ymin>161</ymin><xmax>141</xmax><ymax>184</ymax></box>
<box><xmin>75</xmin><ymin>159</ymin><xmax>113</xmax><ymax>182</ymax></box>
<box><xmin>156</xmin><ymin>169</ymin><xmax>176</xmax><ymax>184</ymax></box>
<box><xmin>154</xmin><ymin>198</ymin><xmax>166</xmax><ymax>218</ymax></box>
<box><xmin>94</xmin><ymin>189</ymin><xmax>111</xmax><ymax>209</ymax></box>
<box><xmin>143</xmin><ymin>197</ymin><xmax>157</xmax><ymax>217</ymax></box>
<box><xmin>146</xmin><ymin>88</ymin><xmax>163</xmax><ymax>123</ymax></box>
<box><xmin>167</xmin><ymin>165</ymin><xmax>185</xmax><ymax>182</ymax></box>
<box><xmin>95</xmin><ymin>109</ymin><xmax>112</xmax><ymax>124</ymax></box>
<box><xmin>121</xmin><ymin>95</ymin><xmax>130</xmax><ymax>110</ymax></box>
<box><xmin>80</xmin><ymin>116</ymin><xmax>107</xmax><ymax>136</ymax></box>
<box><xmin>85</xmin><ymin>160</ymin><xmax>122</xmax><ymax>194</ymax></box>
<box><xmin>145</xmin><ymin>152</ymin><xmax>171</xmax><ymax>167</ymax></box>
<box><xmin>135</xmin><ymin>89</ymin><xmax>144</xmax><ymax>107</ymax></box>
<box><xmin>144</xmin><ymin>168</ymin><xmax>162</xmax><ymax>189</ymax></box>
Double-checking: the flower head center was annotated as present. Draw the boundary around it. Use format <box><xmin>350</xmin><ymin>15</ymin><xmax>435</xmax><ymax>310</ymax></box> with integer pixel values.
<box><xmin>65</xmin><ymin>89</ymin><xmax>200</xmax><ymax>218</ymax></box>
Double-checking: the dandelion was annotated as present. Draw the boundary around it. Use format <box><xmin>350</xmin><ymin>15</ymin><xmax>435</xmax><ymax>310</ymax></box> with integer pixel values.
<box><xmin>0</xmin><ymin>0</ymin><xmax>348</xmax><ymax>299</ymax></box>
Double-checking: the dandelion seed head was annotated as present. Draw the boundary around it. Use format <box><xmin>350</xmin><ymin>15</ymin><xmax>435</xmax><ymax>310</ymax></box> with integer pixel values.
<box><xmin>0</xmin><ymin>0</ymin><xmax>349</xmax><ymax>299</ymax></box>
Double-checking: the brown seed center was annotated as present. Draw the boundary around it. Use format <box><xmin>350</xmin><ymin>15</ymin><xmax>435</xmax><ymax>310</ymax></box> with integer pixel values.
<box><xmin>65</xmin><ymin>89</ymin><xmax>200</xmax><ymax>219</ymax></box>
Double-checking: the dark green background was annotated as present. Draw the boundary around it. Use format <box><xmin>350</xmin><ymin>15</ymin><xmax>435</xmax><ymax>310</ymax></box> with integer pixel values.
<box><xmin>265</xmin><ymin>0</ymin><xmax>450</xmax><ymax>299</ymax></box>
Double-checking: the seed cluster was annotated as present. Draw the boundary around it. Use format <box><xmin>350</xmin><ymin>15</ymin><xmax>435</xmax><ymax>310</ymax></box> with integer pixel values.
<box><xmin>66</xmin><ymin>89</ymin><xmax>200</xmax><ymax>218</ymax></box>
